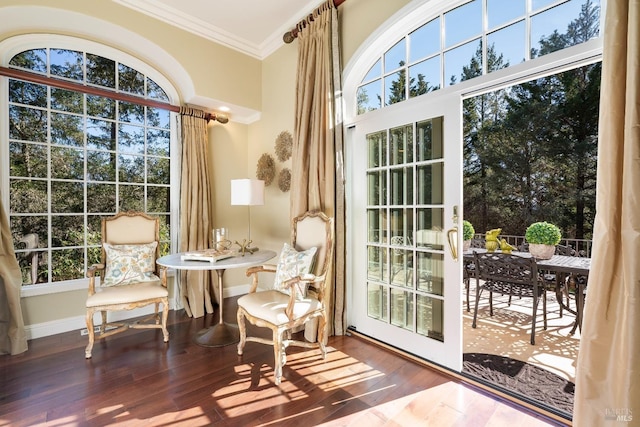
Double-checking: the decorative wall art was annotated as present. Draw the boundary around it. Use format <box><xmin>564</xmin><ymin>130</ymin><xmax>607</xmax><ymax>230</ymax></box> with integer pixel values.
<box><xmin>278</xmin><ymin>168</ymin><xmax>291</xmax><ymax>192</ymax></box>
<box><xmin>256</xmin><ymin>153</ymin><xmax>276</xmax><ymax>185</ymax></box>
<box><xmin>274</xmin><ymin>130</ymin><xmax>293</xmax><ymax>162</ymax></box>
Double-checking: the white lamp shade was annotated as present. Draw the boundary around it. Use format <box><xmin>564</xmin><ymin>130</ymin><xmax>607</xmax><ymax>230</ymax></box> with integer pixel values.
<box><xmin>231</xmin><ymin>179</ymin><xmax>265</xmax><ymax>206</ymax></box>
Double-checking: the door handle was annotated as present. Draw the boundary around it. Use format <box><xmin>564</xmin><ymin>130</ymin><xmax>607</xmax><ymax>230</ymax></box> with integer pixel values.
<box><xmin>447</xmin><ymin>227</ymin><xmax>458</xmax><ymax>261</ymax></box>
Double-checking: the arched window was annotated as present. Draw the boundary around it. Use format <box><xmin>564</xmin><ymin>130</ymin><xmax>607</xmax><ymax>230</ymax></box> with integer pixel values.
<box><xmin>2</xmin><ymin>36</ymin><xmax>178</xmax><ymax>292</ymax></box>
<box><xmin>356</xmin><ymin>0</ymin><xmax>600</xmax><ymax>114</ymax></box>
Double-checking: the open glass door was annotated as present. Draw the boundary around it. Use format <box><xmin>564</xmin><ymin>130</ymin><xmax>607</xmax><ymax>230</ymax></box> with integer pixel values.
<box><xmin>348</xmin><ymin>96</ymin><xmax>463</xmax><ymax>371</ymax></box>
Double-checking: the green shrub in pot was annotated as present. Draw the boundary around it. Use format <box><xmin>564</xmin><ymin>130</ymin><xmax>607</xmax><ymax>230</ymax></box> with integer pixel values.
<box><xmin>463</xmin><ymin>220</ymin><xmax>475</xmax><ymax>241</ymax></box>
<box><xmin>525</xmin><ymin>221</ymin><xmax>562</xmax><ymax>245</ymax></box>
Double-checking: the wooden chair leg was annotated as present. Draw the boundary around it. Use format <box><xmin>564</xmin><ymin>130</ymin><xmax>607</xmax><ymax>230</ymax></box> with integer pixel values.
<box><xmin>273</xmin><ymin>329</ymin><xmax>286</xmax><ymax>385</ymax></box>
<box><xmin>85</xmin><ymin>310</ymin><xmax>95</xmax><ymax>359</ymax></box>
<box><xmin>236</xmin><ymin>309</ymin><xmax>247</xmax><ymax>355</ymax></box>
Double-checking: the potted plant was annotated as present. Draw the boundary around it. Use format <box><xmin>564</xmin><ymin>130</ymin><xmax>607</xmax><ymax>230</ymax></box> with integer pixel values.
<box><xmin>525</xmin><ymin>221</ymin><xmax>561</xmax><ymax>259</ymax></box>
<box><xmin>462</xmin><ymin>220</ymin><xmax>475</xmax><ymax>251</ymax></box>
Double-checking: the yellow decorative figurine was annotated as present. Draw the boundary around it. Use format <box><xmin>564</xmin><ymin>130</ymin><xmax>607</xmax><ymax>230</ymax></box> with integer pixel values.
<box><xmin>500</xmin><ymin>238</ymin><xmax>516</xmax><ymax>254</ymax></box>
<box><xmin>485</xmin><ymin>228</ymin><xmax>501</xmax><ymax>252</ymax></box>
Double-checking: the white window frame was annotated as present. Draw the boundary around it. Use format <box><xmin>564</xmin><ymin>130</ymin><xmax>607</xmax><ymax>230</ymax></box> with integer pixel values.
<box><xmin>0</xmin><ymin>34</ymin><xmax>181</xmax><ymax>297</ymax></box>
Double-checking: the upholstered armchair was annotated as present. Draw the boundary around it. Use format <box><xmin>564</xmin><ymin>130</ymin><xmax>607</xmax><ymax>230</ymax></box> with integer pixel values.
<box><xmin>85</xmin><ymin>211</ymin><xmax>169</xmax><ymax>358</ymax></box>
<box><xmin>236</xmin><ymin>211</ymin><xmax>335</xmax><ymax>385</ymax></box>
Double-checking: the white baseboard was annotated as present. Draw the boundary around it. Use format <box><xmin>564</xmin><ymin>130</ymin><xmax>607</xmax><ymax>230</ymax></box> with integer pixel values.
<box><xmin>24</xmin><ymin>284</ymin><xmax>251</xmax><ymax>340</ymax></box>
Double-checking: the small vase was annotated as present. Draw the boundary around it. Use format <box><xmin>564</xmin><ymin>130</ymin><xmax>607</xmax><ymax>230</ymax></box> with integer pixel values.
<box><xmin>529</xmin><ymin>243</ymin><xmax>555</xmax><ymax>259</ymax></box>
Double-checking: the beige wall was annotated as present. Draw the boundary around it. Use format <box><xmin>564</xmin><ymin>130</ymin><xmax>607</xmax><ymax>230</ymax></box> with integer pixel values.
<box><xmin>1</xmin><ymin>0</ymin><xmax>410</xmax><ymax>336</ymax></box>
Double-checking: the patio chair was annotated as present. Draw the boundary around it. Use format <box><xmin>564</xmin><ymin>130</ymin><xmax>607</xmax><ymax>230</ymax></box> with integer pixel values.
<box><xmin>236</xmin><ymin>211</ymin><xmax>335</xmax><ymax>385</ymax></box>
<box><xmin>84</xmin><ymin>211</ymin><xmax>169</xmax><ymax>358</ymax></box>
<box><xmin>472</xmin><ymin>252</ymin><xmax>547</xmax><ymax>345</ymax></box>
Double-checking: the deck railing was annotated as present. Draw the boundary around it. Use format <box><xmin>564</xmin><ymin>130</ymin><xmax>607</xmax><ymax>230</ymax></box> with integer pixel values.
<box><xmin>473</xmin><ymin>234</ymin><xmax>593</xmax><ymax>258</ymax></box>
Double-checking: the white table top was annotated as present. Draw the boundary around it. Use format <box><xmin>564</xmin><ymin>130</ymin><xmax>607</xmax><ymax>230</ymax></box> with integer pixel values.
<box><xmin>157</xmin><ymin>249</ymin><xmax>277</xmax><ymax>271</ymax></box>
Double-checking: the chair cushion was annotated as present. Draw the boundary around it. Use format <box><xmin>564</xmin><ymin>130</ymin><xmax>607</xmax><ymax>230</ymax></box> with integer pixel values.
<box><xmin>102</xmin><ymin>242</ymin><xmax>159</xmax><ymax>286</ymax></box>
<box><xmin>237</xmin><ymin>290</ymin><xmax>322</xmax><ymax>326</ymax></box>
<box><xmin>273</xmin><ymin>243</ymin><xmax>317</xmax><ymax>300</ymax></box>
<box><xmin>86</xmin><ymin>281</ymin><xmax>167</xmax><ymax>307</ymax></box>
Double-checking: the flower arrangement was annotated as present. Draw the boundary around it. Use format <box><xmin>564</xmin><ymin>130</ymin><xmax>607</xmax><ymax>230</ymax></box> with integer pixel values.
<box><xmin>525</xmin><ymin>221</ymin><xmax>562</xmax><ymax>245</ymax></box>
<box><xmin>463</xmin><ymin>220</ymin><xmax>475</xmax><ymax>241</ymax></box>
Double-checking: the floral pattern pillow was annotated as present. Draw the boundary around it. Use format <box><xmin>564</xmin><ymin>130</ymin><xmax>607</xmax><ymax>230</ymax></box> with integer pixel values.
<box><xmin>273</xmin><ymin>243</ymin><xmax>317</xmax><ymax>300</ymax></box>
<box><xmin>102</xmin><ymin>242</ymin><xmax>159</xmax><ymax>286</ymax></box>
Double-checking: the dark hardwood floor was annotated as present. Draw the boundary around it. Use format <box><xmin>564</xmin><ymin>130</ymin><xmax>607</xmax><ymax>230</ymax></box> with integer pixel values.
<box><xmin>0</xmin><ymin>297</ymin><xmax>567</xmax><ymax>426</ymax></box>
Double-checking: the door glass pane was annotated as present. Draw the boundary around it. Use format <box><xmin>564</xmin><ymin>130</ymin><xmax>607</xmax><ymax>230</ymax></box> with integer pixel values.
<box><xmin>367</xmin><ymin>282</ymin><xmax>388</xmax><ymax>321</ymax></box>
<box><xmin>416</xmin><ymin>252</ymin><xmax>444</xmax><ymax>296</ymax></box>
<box><xmin>390</xmin><ymin>289</ymin><xmax>413</xmax><ymax>330</ymax></box>
<box><xmin>390</xmin><ymin>167</ymin><xmax>413</xmax><ymax>205</ymax></box>
<box><xmin>367</xmin><ymin>245</ymin><xmax>386</xmax><ymax>282</ymax></box>
<box><xmin>367</xmin><ymin>208</ymin><xmax>384</xmax><ymax>243</ymax></box>
<box><xmin>417</xmin><ymin>295</ymin><xmax>444</xmax><ymax>341</ymax></box>
<box><xmin>416</xmin><ymin>208</ymin><xmax>444</xmax><ymax>250</ymax></box>
<box><xmin>417</xmin><ymin>117</ymin><xmax>443</xmax><ymax>161</ymax></box>
<box><xmin>417</xmin><ymin>163</ymin><xmax>443</xmax><ymax>204</ymax></box>
<box><xmin>390</xmin><ymin>124</ymin><xmax>413</xmax><ymax>164</ymax></box>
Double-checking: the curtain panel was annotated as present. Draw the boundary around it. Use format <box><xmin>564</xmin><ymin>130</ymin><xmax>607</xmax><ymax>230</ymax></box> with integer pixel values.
<box><xmin>574</xmin><ymin>1</ymin><xmax>639</xmax><ymax>424</ymax></box>
<box><xmin>291</xmin><ymin>0</ymin><xmax>346</xmax><ymax>340</ymax></box>
<box><xmin>178</xmin><ymin>107</ymin><xmax>216</xmax><ymax>318</ymax></box>
<box><xmin>0</xmin><ymin>197</ymin><xmax>28</xmax><ymax>355</ymax></box>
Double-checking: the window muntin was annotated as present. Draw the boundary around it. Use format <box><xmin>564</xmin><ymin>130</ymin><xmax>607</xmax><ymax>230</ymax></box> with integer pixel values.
<box><xmin>356</xmin><ymin>0</ymin><xmax>600</xmax><ymax>115</ymax></box>
<box><xmin>7</xmin><ymin>48</ymin><xmax>173</xmax><ymax>286</ymax></box>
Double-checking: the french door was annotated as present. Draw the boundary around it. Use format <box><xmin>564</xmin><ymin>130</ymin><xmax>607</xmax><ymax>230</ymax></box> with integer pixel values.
<box><xmin>347</xmin><ymin>94</ymin><xmax>463</xmax><ymax>371</ymax></box>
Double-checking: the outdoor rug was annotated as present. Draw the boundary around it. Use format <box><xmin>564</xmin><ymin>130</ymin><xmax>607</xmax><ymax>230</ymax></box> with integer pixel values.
<box><xmin>463</xmin><ymin>352</ymin><xmax>575</xmax><ymax>415</ymax></box>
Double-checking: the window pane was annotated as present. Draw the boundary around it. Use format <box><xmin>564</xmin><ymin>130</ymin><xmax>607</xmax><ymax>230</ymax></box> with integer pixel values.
<box><xmin>51</xmin><ymin>88</ymin><xmax>83</xmax><ymax>114</ymax></box>
<box><xmin>416</xmin><ymin>117</ymin><xmax>443</xmax><ymax>162</ymax></box>
<box><xmin>51</xmin><ymin>112</ymin><xmax>83</xmax><ymax>147</ymax></box>
<box><xmin>384</xmin><ymin>39</ymin><xmax>406</xmax><ymax>72</ymax></box>
<box><xmin>87</xmin><ymin>183</ymin><xmax>116</xmax><ymax>213</ymax></box>
<box><xmin>87</xmin><ymin>151</ymin><xmax>116</xmax><ymax>182</ymax></box>
<box><xmin>9</xmin><ymin>106</ymin><xmax>47</xmax><ymax>142</ymax></box>
<box><xmin>87</xmin><ymin>95</ymin><xmax>116</xmax><ymax>119</ymax></box>
<box><xmin>51</xmin><ymin>215</ymin><xmax>84</xmax><ymax>247</ymax></box>
<box><xmin>363</xmin><ymin>58</ymin><xmax>382</xmax><ymax>82</ymax></box>
<box><xmin>147</xmin><ymin>107</ymin><xmax>170</xmax><ymax>129</ymax></box>
<box><xmin>119</xmin><ymin>102</ymin><xmax>145</xmax><ymax>124</ymax></box>
<box><xmin>86</xmin><ymin>54</ymin><xmax>115</xmax><ymax>88</ymax></box>
<box><xmin>409</xmin><ymin>18</ymin><xmax>440</xmax><ymax>63</ymax></box>
<box><xmin>51</xmin><ymin>248</ymin><xmax>84</xmax><ymax>281</ymax></box>
<box><xmin>10</xmin><ymin>179</ymin><xmax>47</xmax><ymax>214</ymax></box>
<box><xmin>147</xmin><ymin>78</ymin><xmax>169</xmax><ymax>101</ymax></box>
<box><xmin>9</xmin><ymin>80</ymin><xmax>47</xmax><ymax>107</ymax></box>
<box><xmin>87</xmin><ymin>215</ymin><xmax>104</xmax><ymax>245</ymax></box>
<box><xmin>385</xmin><ymin>70</ymin><xmax>406</xmax><ymax>106</ymax></box>
<box><xmin>444</xmin><ymin>0</ymin><xmax>482</xmax><ymax>48</ymax></box>
<box><xmin>147</xmin><ymin>129</ymin><xmax>170</xmax><ymax>156</ymax></box>
<box><xmin>10</xmin><ymin>142</ymin><xmax>47</xmax><ymax>178</ymax></box>
<box><xmin>87</xmin><ymin>119</ymin><xmax>116</xmax><ymax>151</ymax></box>
<box><xmin>119</xmin><ymin>185</ymin><xmax>144</xmax><ymax>211</ymax></box>
<box><xmin>488</xmin><ymin>0</ymin><xmax>525</xmax><ymax>29</ymax></box>
<box><xmin>118</xmin><ymin>63</ymin><xmax>144</xmax><ymax>95</ymax></box>
<box><xmin>51</xmin><ymin>181</ymin><xmax>84</xmax><ymax>213</ymax></box>
<box><xmin>147</xmin><ymin>186</ymin><xmax>170</xmax><ymax>213</ymax></box>
<box><xmin>147</xmin><ymin>156</ymin><xmax>170</xmax><ymax>184</ymax></box>
<box><xmin>118</xmin><ymin>154</ymin><xmax>145</xmax><ymax>183</ymax></box>
<box><xmin>9</xmin><ymin>49</ymin><xmax>47</xmax><ymax>73</ymax></box>
<box><xmin>51</xmin><ymin>146</ymin><xmax>84</xmax><ymax>180</ymax></box>
<box><xmin>444</xmin><ymin>38</ymin><xmax>482</xmax><ymax>87</ymax></box>
<box><xmin>409</xmin><ymin>57</ymin><xmax>441</xmax><ymax>98</ymax></box>
<box><xmin>357</xmin><ymin>80</ymin><xmax>382</xmax><ymax>114</ymax></box>
<box><xmin>416</xmin><ymin>295</ymin><xmax>443</xmax><ymax>341</ymax></box>
<box><xmin>50</xmin><ymin>49</ymin><xmax>83</xmax><ymax>81</ymax></box>
<box><xmin>488</xmin><ymin>21</ymin><xmax>526</xmax><ymax>69</ymax></box>
<box><xmin>118</xmin><ymin>124</ymin><xmax>145</xmax><ymax>154</ymax></box>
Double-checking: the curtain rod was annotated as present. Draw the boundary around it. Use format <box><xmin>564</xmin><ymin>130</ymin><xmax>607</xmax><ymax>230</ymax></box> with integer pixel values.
<box><xmin>283</xmin><ymin>0</ymin><xmax>346</xmax><ymax>43</ymax></box>
<box><xmin>0</xmin><ymin>66</ymin><xmax>227</xmax><ymax>123</ymax></box>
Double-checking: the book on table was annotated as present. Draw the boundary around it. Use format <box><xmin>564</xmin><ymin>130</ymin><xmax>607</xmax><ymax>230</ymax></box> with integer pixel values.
<box><xmin>180</xmin><ymin>249</ymin><xmax>235</xmax><ymax>262</ymax></box>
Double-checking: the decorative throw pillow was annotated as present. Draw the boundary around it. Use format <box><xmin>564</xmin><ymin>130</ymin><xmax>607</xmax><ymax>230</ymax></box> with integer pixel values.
<box><xmin>102</xmin><ymin>242</ymin><xmax>159</xmax><ymax>286</ymax></box>
<box><xmin>273</xmin><ymin>243</ymin><xmax>317</xmax><ymax>300</ymax></box>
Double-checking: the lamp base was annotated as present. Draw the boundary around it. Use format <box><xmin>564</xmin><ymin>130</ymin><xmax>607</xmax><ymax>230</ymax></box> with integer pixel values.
<box><xmin>235</xmin><ymin>239</ymin><xmax>259</xmax><ymax>256</ymax></box>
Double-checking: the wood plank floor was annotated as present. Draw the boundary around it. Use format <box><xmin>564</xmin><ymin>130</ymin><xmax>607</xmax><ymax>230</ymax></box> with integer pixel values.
<box><xmin>0</xmin><ymin>297</ymin><xmax>569</xmax><ymax>427</ymax></box>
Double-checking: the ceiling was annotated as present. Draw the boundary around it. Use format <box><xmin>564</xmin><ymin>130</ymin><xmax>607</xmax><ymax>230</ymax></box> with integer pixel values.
<box><xmin>113</xmin><ymin>0</ymin><xmax>326</xmax><ymax>59</ymax></box>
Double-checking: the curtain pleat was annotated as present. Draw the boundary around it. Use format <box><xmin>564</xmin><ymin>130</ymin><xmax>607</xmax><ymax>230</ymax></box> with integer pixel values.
<box><xmin>573</xmin><ymin>0</ymin><xmax>640</xmax><ymax>423</ymax></box>
<box><xmin>179</xmin><ymin>107</ymin><xmax>215</xmax><ymax>318</ymax></box>
<box><xmin>291</xmin><ymin>0</ymin><xmax>346</xmax><ymax>339</ymax></box>
<box><xmin>0</xmin><ymin>198</ymin><xmax>28</xmax><ymax>355</ymax></box>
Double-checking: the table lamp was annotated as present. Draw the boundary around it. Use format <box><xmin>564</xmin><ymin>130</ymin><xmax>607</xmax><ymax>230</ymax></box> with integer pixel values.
<box><xmin>231</xmin><ymin>179</ymin><xmax>265</xmax><ymax>255</ymax></box>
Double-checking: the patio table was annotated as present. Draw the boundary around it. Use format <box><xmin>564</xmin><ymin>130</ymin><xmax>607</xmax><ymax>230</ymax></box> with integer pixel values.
<box><xmin>463</xmin><ymin>249</ymin><xmax>590</xmax><ymax>334</ymax></box>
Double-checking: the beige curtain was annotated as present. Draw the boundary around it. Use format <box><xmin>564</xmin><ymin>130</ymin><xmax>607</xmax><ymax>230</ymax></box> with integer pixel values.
<box><xmin>179</xmin><ymin>107</ymin><xmax>216</xmax><ymax>318</ymax></box>
<box><xmin>291</xmin><ymin>0</ymin><xmax>346</xmax><ymax>339</ymax></box>
<box><xmin>0</xmin><ymin>197</ymin><xmax>28</xmax><ymax>355</ymax></box>
<box><xmin>573</xmin><ymin>1</ymin><xmax>639</xmax><ymax>424</ymax></box>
